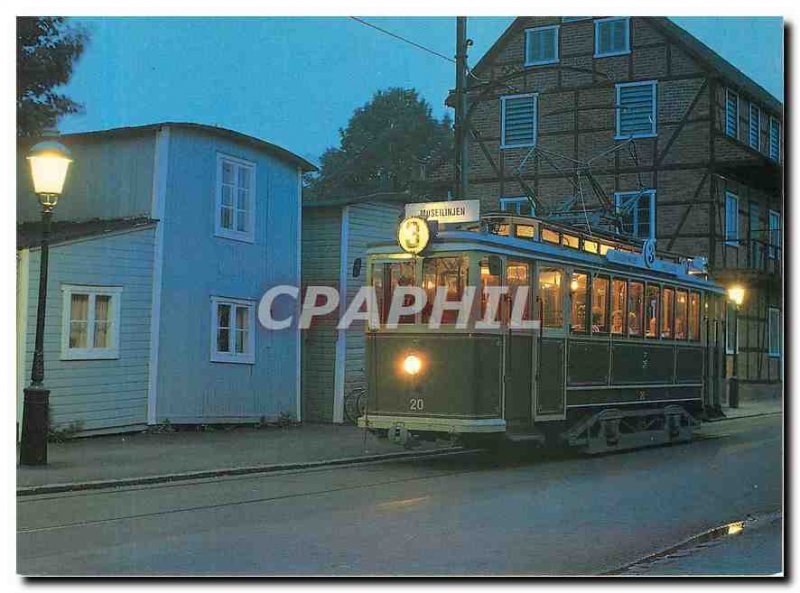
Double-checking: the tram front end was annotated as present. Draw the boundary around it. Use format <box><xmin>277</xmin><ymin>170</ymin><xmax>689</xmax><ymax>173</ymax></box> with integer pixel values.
<box><xmin>358</xmin><ymin>330</ymin><xmax>507</xmax><ymax>444</ymax></box>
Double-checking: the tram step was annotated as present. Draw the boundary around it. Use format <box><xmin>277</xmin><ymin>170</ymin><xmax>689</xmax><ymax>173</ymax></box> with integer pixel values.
<box><xmin>506</xmin><ymin>431</ymin><xmax>546</xmax><ymax>444</ymax></box>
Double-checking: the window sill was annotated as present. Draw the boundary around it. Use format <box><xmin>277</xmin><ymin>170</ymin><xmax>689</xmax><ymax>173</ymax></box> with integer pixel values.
<box><xmin>61</xmin><ymin>350</ymin><xmax>120</xmax><ymax>361</ymax></box>
<box><xmin>501</xmin><ymin>142</ymin><xmax>537</xmax><ymax>150</ymax></box>
<box><xmin>211</xmin><ymin>353</ymin><xmax>255</xmax><ymax>365</ymax></box>
<box><xmin>594</xmin><ymin>49</ymin><xmax>631</xmax><ymax>58</ymax></box>
<box><xmin>614</xmin><ymin>132</ymin><xmax>657</xmax><ymax>141</ymax></box>
<box><xmin>525</xmin><ymin>59</ymin><xmax>559</xmax><ymax>67</ymax></box>
<box><xmin>768</xmin><ymin>353</ymin><xmax>781</xmax><ymax>358</ymax></box>
<box><xmin>214</xmin><ymin>229</ymin><xmax>255</xmax><ymax>244</ymax></box>
<box><xmin>724</xmin><ymin>241</ymin><xmax>740</xmax><ymax>248</ymax></box>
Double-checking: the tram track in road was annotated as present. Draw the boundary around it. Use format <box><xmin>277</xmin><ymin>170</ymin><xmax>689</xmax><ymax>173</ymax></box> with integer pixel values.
<box><xmin>17</xmin><ymin>448</ymin><xmax>491</xmax><ymax>534</ymax></box>
<box><xmin>17</xmin><ymin>414</ymin><xmax>781</xmax><ymax>575</ymax></box>
<box><xmin>19</xmin><ymin>416</ymin><xmax>772</xmax><ymax>534</ymax></box>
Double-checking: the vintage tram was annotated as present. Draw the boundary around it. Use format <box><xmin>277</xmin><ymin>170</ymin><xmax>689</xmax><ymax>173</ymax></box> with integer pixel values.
<box><xmin>358</xmin><ymin>212</ymin><xmax>728</xmax><ymax>454</ymax></box>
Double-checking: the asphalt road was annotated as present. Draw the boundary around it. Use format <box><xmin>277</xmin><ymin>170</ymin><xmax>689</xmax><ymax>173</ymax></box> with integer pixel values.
<box><xmin>17</xmin><ymin>414</ymin><xmax>782</xmax><ymax>576</ymax></box>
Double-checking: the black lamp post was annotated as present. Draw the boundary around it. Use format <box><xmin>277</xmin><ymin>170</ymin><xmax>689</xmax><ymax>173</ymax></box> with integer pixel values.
<box><xmin>727</xmin><ymin>285</ymin><xmax>745</xmax><ymax>410</ymax></box>
<box><xmin>19</xmin><ymin>135</ymin><xmax>72</xmax><ymax>466</ymax></box>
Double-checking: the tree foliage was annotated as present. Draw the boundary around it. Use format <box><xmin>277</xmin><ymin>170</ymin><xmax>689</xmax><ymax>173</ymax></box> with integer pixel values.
<box><xmin>307</xmin><ymin>88</ymin><xmax>452</xmax><ymax>199</ymax></box>
<box><xmin>17</xmin><ymin>17</ymin><xmax>88</xmax><ymax>137</ymax></box>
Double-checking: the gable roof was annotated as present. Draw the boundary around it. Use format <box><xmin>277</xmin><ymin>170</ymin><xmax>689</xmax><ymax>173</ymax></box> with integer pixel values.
<box><xmin>30</xmin><ymin>122</ymin><xmax>318</xmax><ymax>173</ymax></box>
<box><xmin>471</xmin><ymin>17</ymin><xmax>782</xmax><ymax>113</ymax></box>
<box><xmin>17</xmin><ymin>217</ymin><xmax>156</xmax><ymax>250</ymax></box>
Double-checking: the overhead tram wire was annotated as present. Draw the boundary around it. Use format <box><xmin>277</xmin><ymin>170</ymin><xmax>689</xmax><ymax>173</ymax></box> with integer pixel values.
<box><xmin>349</xmin><ymin>17</ymin><xmax>455</xmax><ymax>64</ymax></box>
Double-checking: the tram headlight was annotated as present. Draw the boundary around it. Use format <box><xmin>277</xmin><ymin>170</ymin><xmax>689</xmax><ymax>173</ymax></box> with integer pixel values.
<box><xmin>402</xmin><ymin>354</ymin><xmax>422</xmax><ymax>376</ymax></box>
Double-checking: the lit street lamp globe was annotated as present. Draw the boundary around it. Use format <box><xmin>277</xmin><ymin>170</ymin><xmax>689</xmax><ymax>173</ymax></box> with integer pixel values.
<box><xmin>26</xmin><ymin>139</ymin><xmax>73</xmax><ymax>210</ymax></box>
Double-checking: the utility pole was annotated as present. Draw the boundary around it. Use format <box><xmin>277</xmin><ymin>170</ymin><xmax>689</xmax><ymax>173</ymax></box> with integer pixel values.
<box><xmin>453</xmin><ymin>16</ymin><xmax>469</xmax><ymax>201</ymax></box>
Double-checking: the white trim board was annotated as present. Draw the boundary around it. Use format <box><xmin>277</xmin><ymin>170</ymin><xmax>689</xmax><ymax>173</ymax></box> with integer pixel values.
<box><xmin>333</xmin><ymin>205</ymin><xmax>350</xmax><ymax>424</ymax></box>
<box><xmin>147</xmin><ymin>125</ymin><xmax>170</xmax><ymax>425</ymax></box>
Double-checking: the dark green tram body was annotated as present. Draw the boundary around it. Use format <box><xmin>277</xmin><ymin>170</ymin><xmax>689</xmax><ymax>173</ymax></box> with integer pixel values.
<box><xmin>360</xmin><ymin>215</ymin><xmax>727</xmax><ymax>452</ymax></box>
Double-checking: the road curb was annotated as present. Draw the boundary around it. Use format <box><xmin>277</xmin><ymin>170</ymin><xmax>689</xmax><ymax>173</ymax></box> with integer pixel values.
<box><xmin>17</xmin><ymin>446</ymin><xmax>470</xmax><ymax>497</ymax></box>
<box><xmin>710</xmin><ymin>410</ymin><xmax>782</xmax><ymax>422</ymax></box>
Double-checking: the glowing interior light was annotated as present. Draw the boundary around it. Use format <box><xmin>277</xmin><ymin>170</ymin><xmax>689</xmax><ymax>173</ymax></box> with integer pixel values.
<box><xmin>570</xmin><ymin>278</ymin><xmax>580</xmax><ymax>292</ymax></box>
<box><xmin>403</xmin><ymin>354</ymin><xmax>422</xmax><ymax>376</ymax></box>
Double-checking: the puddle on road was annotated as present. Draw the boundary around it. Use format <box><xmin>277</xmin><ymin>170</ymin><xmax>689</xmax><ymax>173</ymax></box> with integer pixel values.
<box><xmin>606</xmin><ymin>510</ymin><xmax>782</xmax><ymax>576</ymax></box>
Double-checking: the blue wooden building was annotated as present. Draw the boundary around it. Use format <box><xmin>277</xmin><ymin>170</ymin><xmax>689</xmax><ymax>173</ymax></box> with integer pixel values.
<box><xmin>17</xmin><ymin>123</ymin><xmax>316</xmax><ymax>435</ymax></box>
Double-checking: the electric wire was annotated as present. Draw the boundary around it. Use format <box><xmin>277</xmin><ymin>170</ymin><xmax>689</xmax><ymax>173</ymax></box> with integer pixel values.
<box><xmin>349</xmin><ymin>17</ymin><xmax>455</xmax><ymax>64</ymax></box>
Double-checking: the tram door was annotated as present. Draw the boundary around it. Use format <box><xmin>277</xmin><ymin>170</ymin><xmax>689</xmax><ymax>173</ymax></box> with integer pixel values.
<box><xmin>532</xmin><ymin>264</ymin><xmax>567</xmax><ymax>421</ymax></box>
<box><xmin>502</xmin><ymin>260</ymin><xmax>536</xmax><ymax>428</ymax></box>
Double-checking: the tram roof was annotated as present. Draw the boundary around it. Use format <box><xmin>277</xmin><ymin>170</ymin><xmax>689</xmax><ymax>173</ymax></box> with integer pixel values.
<box><xmin>368</xmin><ymin>214</ymin><xmax>725</xmax><ymax>293</ymax></box>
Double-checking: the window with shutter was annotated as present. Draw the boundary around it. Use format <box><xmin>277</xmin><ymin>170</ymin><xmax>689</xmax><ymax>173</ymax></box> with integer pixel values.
<box><xmin>749</xmin><ymin>103</ymin><xmax>760</xmax><ymax>150</ymax></box>
<box><xmin>594</xmin><ymin>17</ymin><xmax>630</xmax><ymax>57</ymax></box>
<box><xmin>525</xmin><ymin>26</ymin><xmax>559</xmax><ymax>66</ymax></box>
<box><xmin>725</xmin><ymin>192</ymin><xmax>739</xmax><ymax>246</ymax></box>
<box><xmin>725</xmin><ymin>89</ymin><xmax>738</xmax><ymax>138</ymax></box>
<box><xmin>768</xmin><ymin>307</ymin><xmax>781</xmax><ymax>357</ymax></box>
<box><xmin>501</xmin><ymin>94</ymin><xmax>537</xmax><ymax>149</ymax></box>
<box><xmin>768</xmin><ymin>210</ymin><xmax>780</xmax><ymax>259</ymax></box>
<box><xmin>769</xmin><ymin>117</ymin><xmax>781</xmax><ymax>161</ymax></box>
<box><xmin>616</xmin><ymin>81</ymin><xmax>657</xmax><ymax>138</ymax></box>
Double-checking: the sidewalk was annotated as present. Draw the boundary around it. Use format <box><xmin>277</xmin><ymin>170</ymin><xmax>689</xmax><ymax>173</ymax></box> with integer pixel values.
<box><xmin>719</xmin><ymin>398</ymin><xmax>782</xmax><ymax>421</ymax></box>
<box><xmin>17</xmin><ymin>423</ymin><xmax>457</xmax><ymax>493</ymax></box>
<box><xmin>17</xmin><ymin>398</ymin><xmax>782</xmax><ymax>494</ymax></box>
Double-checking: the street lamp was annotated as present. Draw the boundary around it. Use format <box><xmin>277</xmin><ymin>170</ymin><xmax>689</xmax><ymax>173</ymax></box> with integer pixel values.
<box><xmin>20</xmin><ymin>135</ymin><xmax>72</xmax><ymax>465</ymax></box>
<box><xmin>727</xmin><ymin>284</ymin><xmax>746</xmax><ymax>410</ymax></box>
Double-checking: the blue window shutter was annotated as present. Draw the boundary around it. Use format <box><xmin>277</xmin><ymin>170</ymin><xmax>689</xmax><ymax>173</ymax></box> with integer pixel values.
<box><xmin>749</xmin><ymin>104</ymin><xmax>760</xmax><ymax>149</ymax></box>
<box><xmin>725</xmin><ymin>90</ymin><xmax>738</xmax><ymax>138</ymax></box>
<box><xmin>503</xmin><ymin>95</ymin><xmax>537</xmax><ymax>147</ymax></box>
<box><xmin>618</xmin><ymin>83</ymin><xmax>655</xmax><ymax>137</ymax></box>
<box><xmin>769</xmin><ymin>118</ymin><xmax>780</xmax><ymax>161</ymax></box>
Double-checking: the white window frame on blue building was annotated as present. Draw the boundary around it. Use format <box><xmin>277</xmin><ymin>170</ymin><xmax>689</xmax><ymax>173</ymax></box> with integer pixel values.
<box><xmin>210</xmin><ymin>296</ymin><xmax>256</xmax><ymax>364</ymax></box>
<box><xmin>60</xmin><ymin>285</ymin><xmax>123</xmax><ymax>361</ymax></box>
<box><xmin>215</xmin><ymin>153</ymin><xmax>256</xmax><ymax>243</ymax></box>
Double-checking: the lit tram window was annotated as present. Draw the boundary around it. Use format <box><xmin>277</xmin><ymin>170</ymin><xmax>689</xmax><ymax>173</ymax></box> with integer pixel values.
<box><xmin>516</xmin><ymin>224</ymin><xmax>535</xmax><ymax>239</ymax></box>
<box><xmin>562</xmin><ymin>233</ymin><xmax>579</xmax><ymax>249</ymax></box>
<box><xmin>628</xmin><ymin>281</ymin><xmax>644</xmax><ymax>336</ymax></box>
<box><xmin>583</xmin><ymin>240</ymin><xmax>599</xmax><ymax>254</ymax></box>
<box><xmin>675</xmin><ymin>290</ymin><xmax>688</xmax><ymax>340</ymax></box>
<box><xmin>421</xmin><ymin>256</ymin><xmax>468</xmax><ymax>325</ymax></box>
<box><xmin>507</xmin><ymin>261</ymin><xmax>532</xmax><ymax>321</ymax></box>
<box><xmin>541</xmin><ymin>228</ymin><xmax>560</xmax><ymax>244</ymax></box>
<box><xmin>611</xmin><ymin>279</ymin><xmax>627</xmax><ymax>335</ymax></box>
<box><xmin>496</xmin><ymin>224</ymin><xmax>510</xmax><ymax>236</ymax></box>
<box><xmin>570</xmin><ymin>271</ymin><xmax>589</xmax><ymax>333</ymax></box>
<box><xmin>661</xmin><ymin>287</ymin><xmax>675</xmax><ymax>339</ymax></box>
<box><xmin>599</xmin><ymin>243</ymin><xmax>612</xmax><ymax>255</ymax></box>
<box><xmin>689</xmin><ymin>292</ymin><xmax>701</xmax><ymax>341</ymax></box>
<box><xmin>645</xmin><ymin>284</ymin><xmax>660</xmax><ymax>338</ymax></box>
<box><xmin>592</xmin><ymin>276</ymin><xmax>609</xmax><ymax>333</ymax></box>
<box><xmin>538</xmin><ymin>267</ymin><xmax>564</xmax><ymax>328</ymax></box>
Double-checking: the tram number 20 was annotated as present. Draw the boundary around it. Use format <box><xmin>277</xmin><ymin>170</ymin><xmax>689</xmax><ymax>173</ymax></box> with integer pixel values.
<box><xmin>409</xmin><ymin>398</ymin><xmax>425</xmax><ymax>411</ymax></box>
